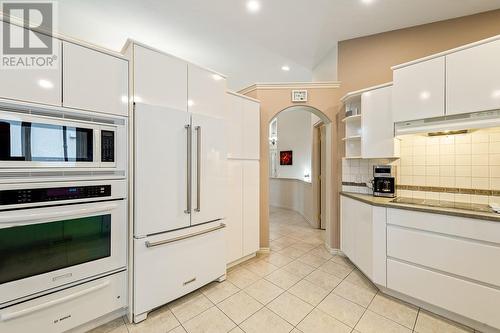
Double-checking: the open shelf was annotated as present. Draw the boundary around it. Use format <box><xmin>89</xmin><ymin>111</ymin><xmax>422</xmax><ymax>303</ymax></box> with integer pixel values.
<box><xmin>342</xmin><ymin>135</ymin><xmax>361</xmax><ymax>141</ymax></box>
<box><xmin>342</xmin><ymin>114</ymin><xmax>361</xmax><ymax>123</ymax></box>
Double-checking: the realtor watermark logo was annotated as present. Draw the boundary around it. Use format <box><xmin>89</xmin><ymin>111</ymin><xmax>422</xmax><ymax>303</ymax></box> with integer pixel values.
<box><xmin>1</xmin><ymin>1</ymin><xmax>58</xmax><ymax>69</ymax></box>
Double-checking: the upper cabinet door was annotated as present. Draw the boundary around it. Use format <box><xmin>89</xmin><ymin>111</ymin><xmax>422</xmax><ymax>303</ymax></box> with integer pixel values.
<box><xmin>362</xmin><ymin>86</ymin><xmax>398</xmax><ymax>159</ymax></box>
<box><xmin>392</xmin><ymin>57</ymin><xmax>445</xmax><ymax>123</ymax></box>
<box><xmin>133</xmin><ymin>45</ymin><xmax>187</xmax><ymax>111</ymax></box>
<box><xmin>446</xmin><ymin>39</ymin><xmax>500</xmax><ymax>116</ymax></box>
<box><xmin>188</xmin><ymin>64</ymin><xmax>227</xmax><ymax>118</ymax></box>
<box><xmin>226</xmin><ymin>93</ymin><xmax>244</xmax><ymax>159</ymax></box>
<box><xmin>63</xmin><ymin>42</ymin><xmax>128</xmax><ymax>116</ymax></box>
<box><xmin>0</xmin><ymin>23</ymin><xmax>61</xmax><ymax>106</ymax></box>
<box><xmin>242</xmin><ymin>99</ymin><xmax>260</xmax><ymax>160</ymax></box>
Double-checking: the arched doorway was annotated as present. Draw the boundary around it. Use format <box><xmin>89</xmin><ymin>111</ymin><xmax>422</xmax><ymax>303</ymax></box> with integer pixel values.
<box><xmin>267</xmin><ymin>105</ymin><xmax>333</xmax><ymax>250</ymax></box>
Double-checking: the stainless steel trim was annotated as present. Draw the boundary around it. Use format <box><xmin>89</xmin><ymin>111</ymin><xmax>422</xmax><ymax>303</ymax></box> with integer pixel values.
<box><xmin>145</xmin><ymin>223</ymin><xmax>226</xmax><ymax>248</ymax></box>
<box><xmin>195</xmin><ymin>126</ymin><xmax>201</xmax><ymax>212</ymax></box>
<box><xmin>185</xmin><ymin>124</ymin><xmax>192</xmax><ymax>214</ymax></box>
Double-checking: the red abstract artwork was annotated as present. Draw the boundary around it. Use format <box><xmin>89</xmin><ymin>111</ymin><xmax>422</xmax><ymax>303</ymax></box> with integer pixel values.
<box><xmin>280</xmin><ymin>151</ymin><xmax>293</xmax><ymax>165</ymax></box>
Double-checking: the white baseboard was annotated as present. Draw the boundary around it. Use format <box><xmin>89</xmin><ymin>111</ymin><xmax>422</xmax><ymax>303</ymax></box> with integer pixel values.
<box><xmin>325</xmin><ymin>244</ymin><xmax>344</xmax><ymax>256</ymax></box>
<box><xmin>227</xmin><ymin>253</ymin><xmax>257</xmax><ymax>269</ymax></box>
<box><xmin>379</xmin><ymin>287</ymin><xmax>500</xmax><ymax>333</ymax></box>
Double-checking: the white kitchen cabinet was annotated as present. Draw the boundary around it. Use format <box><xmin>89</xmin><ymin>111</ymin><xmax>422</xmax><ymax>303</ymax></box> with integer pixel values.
<box><xmin>361</xmin><ymin>86</ymin><xmax>399</xmax><ymax>158</ymax></box>
<box><xmin>392</xmin><ymin>57</ymin><xmax>445</xmax><ymax>122</ymax></box>
<box><xmin>387</xmin><ymin>259</ymin><xmax>500</xmax><ymax>330</ymax></box>
<box><xmin>242</xmin><ymin>160</ymin><xmax>260</xmax><ymax>256</ymax></box>
<box><xmin>132</xmin><ymin>44</ymin><xmax>188</xmax><ymax>111</ymax></box>
<box><xmin>63</xmin><ymin>42</ymin><xmax>128</xmax><ymax>116</ymax></box>
<box><xmin>226</xmin><ymin>92</ymin><xmax>260</xmax><ymax>160</ymax></box>
<box><xmin>242</xmin><ymin>98</ymin><xmax>260</xmax><ymax>160</ymax></box>
<box><xmin>226</xmin><ymin>160</ymin><xmax>244</xmax><ymax>263</ymax></box>
<box><xmin>225</xmin><ymin>160</ymin><xmax>260</xmax><ymax>264</ymax></box>
<box><xmin>340</xmin><ymin>195</ymin><xmax>386</xmax><ymax>286</ymax></box>
<box><xmin>188</xmin><ymin>64</ymin><xmax>227</xmax><ymax>118</ymax></box>
<box><xmin>226</xmin><ymin>93</ymin><xmax>244</xmax><ymax>159</ymax></box>
<box><xmin>0</xmin><ymin>24</ymin><xmax>61</xmax><ymax>106</ymax></box>
<box><xmin>446</xmin><ymin>39</ymin><xmax>500</xmax><ymax>115</ymax></box>
<box><xmin>387</xmin><ymin>207</ymin><xmax>500</xmax><ymax>330</ymax></box>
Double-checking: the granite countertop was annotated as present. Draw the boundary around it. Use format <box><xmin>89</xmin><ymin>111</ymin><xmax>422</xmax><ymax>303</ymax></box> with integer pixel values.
<box><xmin>340</xmin><ymin>192</ymin><xmax>500</xmax><ymax>223</ymax></box>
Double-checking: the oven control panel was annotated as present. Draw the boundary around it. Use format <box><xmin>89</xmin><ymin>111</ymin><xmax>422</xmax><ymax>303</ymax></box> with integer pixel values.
<box><xmin>0</xmin><ymin>185</ymin><xmax>112</xmax><ymax>205</ymax></box>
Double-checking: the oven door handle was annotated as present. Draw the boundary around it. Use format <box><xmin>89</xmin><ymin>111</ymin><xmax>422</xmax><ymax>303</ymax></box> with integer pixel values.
<box><xmin>0</xmin><ymin>203</ymin><xmax>119</xmax><ymax>225</ymax></box>
<box><xmin>0</xmin><ymin>282</ymin><xmax>110</xmax><ymax>322</ymax></box>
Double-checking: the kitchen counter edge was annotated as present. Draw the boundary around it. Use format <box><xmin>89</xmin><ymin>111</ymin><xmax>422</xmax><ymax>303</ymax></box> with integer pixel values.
<box><xmin>340</xmin><ymin>192</ymin><xmax>500</xmax><ymax>223</ymax></box>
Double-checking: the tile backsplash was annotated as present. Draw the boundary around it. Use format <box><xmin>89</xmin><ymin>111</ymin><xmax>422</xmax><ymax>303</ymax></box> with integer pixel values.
<box><xmin>342</xmin><ymin>127</ymin><xmax>500</xmax><ymax>204</ymax></box>
<box><xmin>397</xmin><ymin>127</ymin><xmax>500</xmax><ymax>204</ymax></box>
<box><xmin>342</xmin><ymin>158</ymin><xmax>398</xmax><ymax>194</ymax></box>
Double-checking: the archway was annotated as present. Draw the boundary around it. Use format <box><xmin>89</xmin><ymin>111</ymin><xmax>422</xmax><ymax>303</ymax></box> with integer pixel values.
<box><xmin>267</xmin><ymin>105</ymin><xmax>333</xmax><ymax>250</ymax></box>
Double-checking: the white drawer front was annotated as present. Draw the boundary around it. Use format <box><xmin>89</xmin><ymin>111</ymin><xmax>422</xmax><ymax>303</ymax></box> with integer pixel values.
<box><xmin>388</xmin><ymin>226</ymin><xmax>500</xmax><ymax>287</ymax></box>
<box><xmin>387</xmin><ymin>259</ymin><xmax>500</xmax><ymax>329</ymax></box>
<box><xmin>0</xmin><ymin>272</ymin><xmax>126</xmax><ymax>333</ymax></box>
<box><xmin>134</xmin><ymin>223</ymin><xmax>226</xmax><ymax>316</ymax></box>
<box><xmin>387</xmin><ymin>208</ymin><xmax>500</xmax><ymax>244</ymax></box>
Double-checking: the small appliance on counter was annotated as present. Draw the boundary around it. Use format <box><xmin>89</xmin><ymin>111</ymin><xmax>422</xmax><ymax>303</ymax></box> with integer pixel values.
<box><xmin>373</xmin><ymin>165</ymin><xmax>396</xmax><ymax>198</ymax></box>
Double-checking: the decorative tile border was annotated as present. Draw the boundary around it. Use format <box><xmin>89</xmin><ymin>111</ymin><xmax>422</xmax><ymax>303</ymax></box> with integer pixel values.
<box><xmin>397</xmin><ymin>185</ymin><xmax>500</xmax><ymax>197</ymax></box>
<box><xmin>342</xmin><ymin>182</ymin><xmax>367</xmax><ymax>187</ymax></box>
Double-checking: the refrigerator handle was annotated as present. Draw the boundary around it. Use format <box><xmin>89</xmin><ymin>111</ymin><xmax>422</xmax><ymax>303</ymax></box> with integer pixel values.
<box><xmin>184</xmin><ymin>124</ymin><xmax>192</xmax><ymax>214</ymax></box>
<box><xmin>195</xmin><ymin>126</ymin><xmax>201</xmax><ymax>212</ymax></box>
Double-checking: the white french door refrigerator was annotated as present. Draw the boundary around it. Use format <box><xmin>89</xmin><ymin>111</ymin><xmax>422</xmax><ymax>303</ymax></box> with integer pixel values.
<box><xmin>133</xmin><ymin>103</ymin><xmax>227</xmax><ymax>322</ymax></box>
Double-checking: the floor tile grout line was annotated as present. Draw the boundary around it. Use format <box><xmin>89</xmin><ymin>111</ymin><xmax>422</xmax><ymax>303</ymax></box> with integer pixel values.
<box><xmin>292</xmin><ymin>258</ymin><xmax>358</xmax><ymax>331</ymax></box>
<box><xmin>413</xmin><ymin>307</ymin><xmax>421</xmax><ymax>332</ymax></box>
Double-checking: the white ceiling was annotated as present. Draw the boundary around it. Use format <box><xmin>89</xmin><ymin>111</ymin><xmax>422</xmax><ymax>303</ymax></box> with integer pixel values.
<box><xmin>53</xmin><ymin>0</ymin><xmax>500</xmax><ymax>90</ymax></box>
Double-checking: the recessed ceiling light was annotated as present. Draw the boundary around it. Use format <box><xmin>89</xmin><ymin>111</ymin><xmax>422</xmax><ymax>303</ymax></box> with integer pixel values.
<box><xmin>361</xmin><ymin>0</ymin><xmax>375</xmax><ymax>4</ymax></box>
<box><xmin>246</xmin><ymin>0</ymin><xmax>261</xmax><ymax>13</ymax></box>
<box><xmin>38</xmin><ymin>79</ymin><xmax>53</xmax><ymax>89</ymax></box>
<box><xmin>281</xmin><ymin>65</ymin><xmax>290</xmax><ymax>72</ymax></box>
<box><xmin>420</xmin><ymin>91</ymin><xmax>431</xmax><ymax>100</ymax></box>
<box><xmin>212</xmin><ymin>74</ymin><xmax>223</xmax><ymax>81</ymax></box>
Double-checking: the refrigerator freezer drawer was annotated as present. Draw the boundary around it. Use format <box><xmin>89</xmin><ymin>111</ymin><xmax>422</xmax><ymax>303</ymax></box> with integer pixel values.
<box><xmin>0</xmin><ymin>271</ymin><xmax>126</xmax><ymax>333</ymax></box>
<box><xmin>133</xmin><ymin>222</ymin><xmax>226</xmax><ymax>320</ymax></box>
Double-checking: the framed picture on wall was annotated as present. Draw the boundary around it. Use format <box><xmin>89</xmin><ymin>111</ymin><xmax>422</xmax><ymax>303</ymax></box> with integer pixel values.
<box><xmin>280</xmin><ymin>151</ymin><xmax>293</xmax><ymax>165</ymax></box>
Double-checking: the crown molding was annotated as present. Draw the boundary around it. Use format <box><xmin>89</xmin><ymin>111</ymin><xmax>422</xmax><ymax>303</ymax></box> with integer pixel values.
<box><xmin>227</xmin><ymin>90</ymin><xmax>260</xmax><ymax>103</ymax></box>
<box><xmin>238</xmin><ymin>81</ymin><xmax>341</xmax><ymax>95</ymax></box>
<box><xmin>340</xmin><ymin>82</ymin><xmax>393</xmax><ymax>103</ymax></box>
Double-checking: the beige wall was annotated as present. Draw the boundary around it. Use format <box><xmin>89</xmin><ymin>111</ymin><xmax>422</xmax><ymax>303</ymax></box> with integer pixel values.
<box><xmin>338</xmin><ymin>9</ymin><xmax>500</xmax><ymax>96</ymax></box>
<box><xmin>244</xmin><ymin>87</ymin><xmax>343</xmax><ymax>249</ymax></box>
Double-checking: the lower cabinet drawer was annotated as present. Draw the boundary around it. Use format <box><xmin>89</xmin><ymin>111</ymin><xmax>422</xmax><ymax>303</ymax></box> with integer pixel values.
<box><xmin>0</xmin><ymin>272</ymin><xmax>126</xmax><ymax>333</ymax></box>
<box><xmin>134</xmin><ymin>222</ymin><xmax>226</xmax><ymax>318</ymax></box>
<box><xmin>387</xmin><ymin>225</ymin><xmax>500</xmax><ymax>287</ymax></box>
<box><xmin>387</xmin><ymin>259</ymin><xmax>500</xmax><ymax>329</ymax></box>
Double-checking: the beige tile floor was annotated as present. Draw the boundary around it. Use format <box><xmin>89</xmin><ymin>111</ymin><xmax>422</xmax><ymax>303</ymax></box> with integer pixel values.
<box><xmin>90</xmin><ymin>207</ymin><xmax>482</xmax><ymax>333</ymax></box>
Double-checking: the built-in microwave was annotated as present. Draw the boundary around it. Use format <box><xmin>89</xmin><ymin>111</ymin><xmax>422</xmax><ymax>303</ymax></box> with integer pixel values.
<box><xmin>0</xmin><ymin>109</ymin><xmax>124</xmax><ymax>169</ymax></box>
